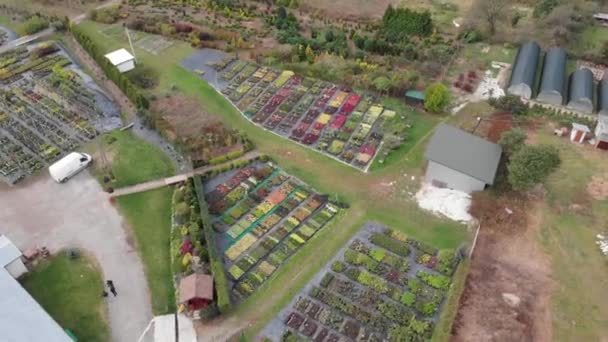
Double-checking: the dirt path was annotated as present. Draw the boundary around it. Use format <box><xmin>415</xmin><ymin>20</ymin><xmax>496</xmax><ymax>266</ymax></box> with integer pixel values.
<box><xmin>451</xmin><ymin>197</ymin><xmax>553</xmax><ymax>342</ymax></box>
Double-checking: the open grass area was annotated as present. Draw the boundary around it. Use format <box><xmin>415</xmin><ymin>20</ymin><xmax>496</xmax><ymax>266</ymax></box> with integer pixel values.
<box><xmin>535</xmin><ymin>129</ymin><xmax>608</xmax><ymax>341</ymax></box>
<box><xmin>20</xmin><ymin>252</ymin><xmax>110</xmax><ymax>342</ymax></box>
<box><xmin>90</xmin><ymin>130</ymin><xmax>175</xmax><ymax>188</ymax></box>
<box><xmin>116</xmin><ymin>188</ymin><xmax>176</xmax><ymax>315</ymax></box>
<box><xmin>0</xmin><ymin>14</ymin><xmax>20</xmax><ymax>33</ymax></box>
<box><xmin>575</xmin><ymin>26</ymin><xmax>608</xmax><ymax>56</ymax></box>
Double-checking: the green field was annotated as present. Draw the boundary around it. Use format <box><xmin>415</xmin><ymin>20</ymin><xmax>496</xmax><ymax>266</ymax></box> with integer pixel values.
<box><xmin>91</xmin><ymin>130</ymin><xmax>175</xmax><ymax>188</ymax></box>
<box><xmin>77</xmin><ymin>20</ymin><xmax>471</xmax><ymax>338</ymax></box>
<box><xmin>20</xmin><ymin>252</ymin><xmax>110</xmax><ymax>342</ymax></box>
<box><xmin>536</xmin><ymin>130</ymin><xmax>608</xmax><ymax>341</ymax></box>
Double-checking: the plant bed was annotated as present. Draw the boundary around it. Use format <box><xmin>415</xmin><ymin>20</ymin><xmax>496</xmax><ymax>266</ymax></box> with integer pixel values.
<box><xmin>201</xmin><ymin>160</ymin><xmax>342</xmax><ymax>303</ymax></box>
<box><xmin>260</xmin><ymin>222</ymin><xmax>461</xmax><ymax>341</ymax></box>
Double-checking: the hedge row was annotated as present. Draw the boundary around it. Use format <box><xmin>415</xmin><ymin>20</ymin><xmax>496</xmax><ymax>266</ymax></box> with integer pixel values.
<box><xmin>192</xmin><ymin>176</ymin><xmax>232</xmax><ymax>313</ymax></box>
<box><xmin>69</xmin><ymin>24</ymin><xmax>149</xmax><ymax>109</ymax></box>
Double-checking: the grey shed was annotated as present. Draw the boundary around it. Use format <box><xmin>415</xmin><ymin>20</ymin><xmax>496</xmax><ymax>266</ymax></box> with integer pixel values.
<box><xmin>600</xmin><ymin>76</ymin><xmax>608</xmax><ymax>116</ymax></box>
<box><xmin>567</xmin><ymin>68</ymin><xmax>594</xmax><ymax>114</ymax></box>
<box><xmin>537</xmin><ymin>47</ymin><xmax>567</xmax><ymax>106</ymax></box>
<box><xmin>424</xmin><ymin>124</ymin><xmax>502</xmax><ymax>193</ymax></box>
<box><xmin>508</xmin><ymin>41</ymin><xmax>540</xmax><ymax>99</ymax></box>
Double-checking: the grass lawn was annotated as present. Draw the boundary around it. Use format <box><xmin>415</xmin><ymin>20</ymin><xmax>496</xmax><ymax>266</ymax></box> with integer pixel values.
<box><xmin>89</xmin><ymin>130</ymin><xmax>175</xmax><ymax>188</ymax></box>
<box><xmin>115</xmin><ymin>188</ymin><xmax>176</xmax><ymax>315</ymax></box>
<box><xmin>370</xmin><ymin>99</ymin><xmax>440</xmax><ymax>171</ymax></box>
<box><xmin>20</xmin><ymin>252</ymin><xmax>110</xmax><ymax>342</ymax></box>
<box><xmin>0</xmin><ymin>14</ymin><xmax>20</xmax><ymax>33</ymax></box>
<box><xmin>535</xmin><ymin>129</ymin><xmax>608</xmax><ymax>341</ymax></box>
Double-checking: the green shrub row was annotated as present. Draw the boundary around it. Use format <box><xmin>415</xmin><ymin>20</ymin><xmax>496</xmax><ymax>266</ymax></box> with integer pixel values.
<box><xmin>370</xmin><ymin>233</ymin><xmax>410</xmax><ymax>257</ymax></box>
<box><xmin>192</xmin><ymin>176</ymin><xmax>232</xmax><ymax>313</ymax></box>
<box><xmin>69</xmin><ymin>24</ymin><xmax>150</xmax><ymax>109</ymax></box>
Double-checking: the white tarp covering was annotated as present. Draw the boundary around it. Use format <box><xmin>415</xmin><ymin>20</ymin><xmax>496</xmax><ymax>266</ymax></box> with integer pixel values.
<box><xmin>415</xmin><ymin>183</ymin><xmax>473</xmax><ymax>223</ymax></box>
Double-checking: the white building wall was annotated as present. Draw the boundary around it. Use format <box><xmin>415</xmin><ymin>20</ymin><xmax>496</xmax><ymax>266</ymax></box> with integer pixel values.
<box><xmin>5</xmin><ymin>259</ymin><xmax>27</xmax><ymax>278</ymax></box>
<box><xmin>425</xmin><ymin>161</ymin><xmax>487</xmax><ymax>193</ymax></box>
<box><xmin>117</xmin><ymin>60</ymin><xmax>135</xmax><ymax>73</ymax></box>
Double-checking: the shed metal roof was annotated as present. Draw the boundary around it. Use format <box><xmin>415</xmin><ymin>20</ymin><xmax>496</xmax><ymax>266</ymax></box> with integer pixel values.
<box><xmin>539</xmin><ymin>47</ymin><xmax>567</xmax><ymax>96</ymax></box>
<box><xmin>0</xmin><ymin>235</ymin><xmax>21</xmax><ymax>267</ymax></box>
<box><xmin>104</xmin><ymin>48</ymin><xmax>134</xmax><ymax>66</ymax></box>
<box><xmin>0</xmin><ymin>268</ymin><xmax>72</xmax><ymax>342</ymax></box>
<box><xmin>425</xmin><ymin>124</ymin><xmax>503</xmax><ymax>184</ymax></box>
<box><xmin>509</xmin><ymin>42</ymin><xmax>540</xmax><ymax>90</ymax></box>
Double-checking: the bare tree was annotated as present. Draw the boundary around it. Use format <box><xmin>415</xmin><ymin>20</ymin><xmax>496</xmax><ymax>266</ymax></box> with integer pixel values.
<box><xmin>472</xmin><ymin>0</ymin><xmax>509</xmax><ymax>36</ymax></box>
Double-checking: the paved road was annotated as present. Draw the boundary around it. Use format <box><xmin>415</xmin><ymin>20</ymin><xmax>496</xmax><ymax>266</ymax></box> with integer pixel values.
<box><xmin>111</xmin><ymin>151</ymin><xmax>262</xmax><ymax>197</ymax></box>
<box><xmin>0</xmin><ymin>172</ymin><xmax>153</xmax><ymax>342</ymax></box>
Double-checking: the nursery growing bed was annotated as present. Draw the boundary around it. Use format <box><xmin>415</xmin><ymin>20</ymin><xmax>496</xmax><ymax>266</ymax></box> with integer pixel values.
<box><xmin>203</xmin><ymin>160</ymin><xmax>343</xmax><ymax>303</ymax></box>
<box><xmin>0</xmin><ymin>41</ymin><xmax>121</xmax><ymax>185</ymax></box>
<box><xmin>180</xmin><ymin>49</ymin><xmax>412</xmax><ymax>172</ymax></box>
<box><xmin>260</xmin><ymin>222</ymin><xmax>461</xmax><ymax>341</ymax></box>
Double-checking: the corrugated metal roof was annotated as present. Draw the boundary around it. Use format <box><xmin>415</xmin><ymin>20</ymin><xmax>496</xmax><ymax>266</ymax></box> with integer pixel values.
<box><xmin>600</xmin><ymin>77</ymin><xmax>608</xmax><ymax>115</ymax></box>
<box><xmin>539</xmin><ymin>47</ymin><xmax>567</xmax><ymax>97</ymax></box>
<box><xmin>0</xmin><ymin>235</ymin><xmax>21</xmax><ymax>267</ymax></box>
<box><xmin>0</xmin><ymin>268</ymin><xmax>72</xmax><ymax>342</ymax></box>
<box><xmin>425</xmin><ymin>124</ymin><xmax>503</xmax><ymax>184</ymax></box>
<box><xmin>509</xmin><ymin>42</ymin><xmax>540</xmax><ymax>90</ymax></box>
<box><xmin>104</xmin><ymin>48</ymin><xmax>134</xmax><ymax>66</ymax></box>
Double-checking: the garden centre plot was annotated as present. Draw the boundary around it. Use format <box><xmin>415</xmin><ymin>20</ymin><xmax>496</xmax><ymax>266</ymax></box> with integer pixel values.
<box><xmin>181</xmin><ymin>49</ymin><xmax>401</xmax><ymax>172</ymax></box>
<box><xmin>204</xmin><ymin>161</ymin><xmax>341</xmax><ymax>302</ymax></box>
<box><xmin>260</xmin><ymin>222</ymin><xmax>461</xmax><ymax>342</ymax></box>
<box><xmin>134</xmin><ymin>34</ymin><xmax>173</xmax><ymax>55</ymax></box>
<box><xmin>0</xmin><ymin>42</ymin><xmax>120</xmax><ymax>185</ymax></box>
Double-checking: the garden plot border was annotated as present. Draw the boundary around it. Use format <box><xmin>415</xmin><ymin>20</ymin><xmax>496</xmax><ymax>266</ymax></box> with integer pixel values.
<box><xmin>260</xmin><ymin>221</ymin><xmax>458</xmax><ymax>341</ymax></box>
<box><xmin>180</xmin><ymin>49</ymin><xmax>383</xmax><ymax>173</ymax></box>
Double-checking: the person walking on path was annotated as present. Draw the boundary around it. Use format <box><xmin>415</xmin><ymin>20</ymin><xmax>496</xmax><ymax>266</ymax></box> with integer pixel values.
<box><xmin>107</xmin><ymin>280</ymin><xmax>117</xmax><ymax>296</ymax></box>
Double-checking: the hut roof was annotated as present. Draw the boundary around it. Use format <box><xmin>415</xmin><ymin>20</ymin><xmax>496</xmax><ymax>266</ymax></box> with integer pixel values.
<box><xmin>540</xmin><ymin>47</ymin><xmax>567</xmax><ymax>96</ymax></box>
<box><xmin>179</xmin><ymin>273</ymin><xmax>214</xmax><ymax>303</ymax></box>
<box><xmin>509</xmin><ymin>42</ymin><xmax>540</xmax><ymax>89</ymax></box>
<box><xmin>569</xmin><ymin>68</ymin><xmax>594</xmax><ymax>102</ymax></box>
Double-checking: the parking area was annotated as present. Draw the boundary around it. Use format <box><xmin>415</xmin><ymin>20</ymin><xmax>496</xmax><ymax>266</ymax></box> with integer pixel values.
<box><xmin>0</xmin><ymin>171</ymin><xmax>153</xmax><ymax>342</ymax></box>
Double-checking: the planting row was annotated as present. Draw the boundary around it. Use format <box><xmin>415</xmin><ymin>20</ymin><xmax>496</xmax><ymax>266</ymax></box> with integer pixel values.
<box><xmin>212</xmin><ymin>59</ymin><xmax>399</xmax><ymax>171</ymax></box>
<box><xmin>204</xmin><ymin>161</ymin><xmax>341</xmax><ymax>302</ymax></box>
<box><xmin>0</xmin><ymin>42</ymin><xmax>117</xmax><ymax>184</ymax></box>
<box><xmin>261</xmin><ymin>222</ymin><xmax>460</xmax><ymax>342</ymax></box>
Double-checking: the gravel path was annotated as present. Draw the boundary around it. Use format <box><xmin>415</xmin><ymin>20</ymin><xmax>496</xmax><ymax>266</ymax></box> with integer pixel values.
<box><xmin>0</xmin><ymin>172</ymin><xmax>153</xmax><ymax>342</ymax></box>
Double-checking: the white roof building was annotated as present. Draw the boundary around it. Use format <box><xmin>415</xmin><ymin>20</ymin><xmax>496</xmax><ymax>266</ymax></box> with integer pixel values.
<box><xmin>0</xmin><ymin>236</ymin><xmax>72</xmax><ymax>342</ymax></box>
<box><xmin>104</xmin><ymin>48</ymin><xmax>136</xmax><ymax>73</ymax></box>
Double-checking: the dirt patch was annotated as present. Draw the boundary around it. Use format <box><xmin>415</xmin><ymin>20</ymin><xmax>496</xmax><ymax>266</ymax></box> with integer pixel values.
<box><xmin>452</xmin><ymin>194</ymin><xmax>553</xmax><ymax>342</ymax></box>
<box><xmin>587</xmin><ymin>175</ymin><xmax>608</xmax><ymax>201</ymax></box>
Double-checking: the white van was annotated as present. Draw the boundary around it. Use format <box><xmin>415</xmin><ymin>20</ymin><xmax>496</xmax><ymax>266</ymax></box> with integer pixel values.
<box><xmin>48</xmin><ymin>152</ymin><xmax>93</xmax><ymax>183</ymax></box>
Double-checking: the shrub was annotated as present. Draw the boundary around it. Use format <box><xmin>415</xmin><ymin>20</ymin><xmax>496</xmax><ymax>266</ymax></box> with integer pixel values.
<box><xmin>408</xmin><ymin>278</ymin><xmax>423</xmax><ymax>294</ymax></box>
<box><xmin>369</xmin><ymin>248</ymin><xmax>386</xmax><ymax>262</ymax></box>
<box><xmin>400</xmin><ymin>291</ymin><xmax>416</xmax><ymax>306</ymax></box>
<box><xmin>20</xmin><ymin>15</ymin><xmax>49</xmax><ymax>35</ymax></box>
<box><xmin>416</xmin><ymin>271</ymin><xmax>451</xmax><ymax>290</ymax></box>
<box><xmin>90</xmin><ymin>5</ymin><xmax>121</xmax><ymax>24</ymax></box>
<box><xmin>175</xmin><ymin>202</ymin><xmax>190</xmax><ymax>217</ymax></box>
<box><xmin>507</xmin><ymin>145</ymin><xmax>561</xmax><ymax>191</ymax></box>
<box><xmin>491</xmin><ymin>94</ymin><xmax>528</xmax><ymax>115</ymax></box>
<box><xmin>125</xmin><ymin>64</ymin><xmax>159</xmax><ymax>89</ymax></box>
<box><xmin>424</xmin><ymin>82</ymin><xmax>451</xmax><ymax>113</ymax></box>
<box><xmin>436</xmin><ymin>249</ymin><xmax>457</xmax><ymax>275</ymax></box>
<box><xmin>370</xmin><ymin>233</ymin><xmax>410</xmax><ymax>257</ymax></box>
<box><xmin>330</xmin><ymin>260</ymin><xmax>345</xmax><ymax>273</ymax></box>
